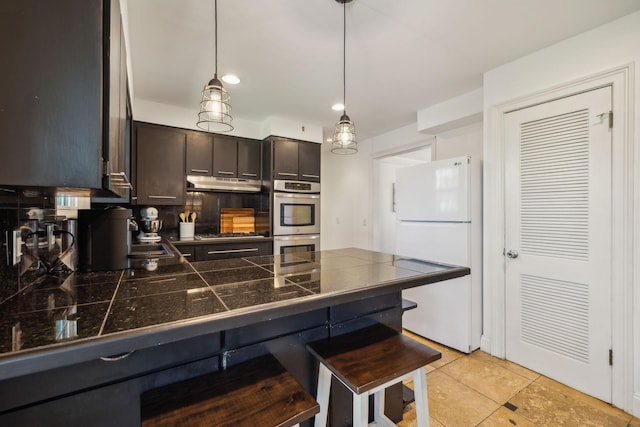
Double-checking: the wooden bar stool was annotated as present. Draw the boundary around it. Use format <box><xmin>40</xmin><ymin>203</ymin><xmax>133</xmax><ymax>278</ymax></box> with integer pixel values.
<box><xmin>141</xmin><ymin>353</ymin><xmax>319</xmax><ymax>427</ymax></box>
<box><xmin>307</xmin><ymin>324</ymin><xmax>441</xmax><ymax>427</ymax></box>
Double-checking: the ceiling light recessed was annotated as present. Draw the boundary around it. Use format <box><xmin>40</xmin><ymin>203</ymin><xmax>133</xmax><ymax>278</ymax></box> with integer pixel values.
<box><xmin>222</xmin><ymin>74</ymin><xmax>240</xmax><ymax>85</ymax></box>
<box><xmin>331</xmin><ymin>103</ymin><xmax>345</xmax><ymax>111</ymax></box>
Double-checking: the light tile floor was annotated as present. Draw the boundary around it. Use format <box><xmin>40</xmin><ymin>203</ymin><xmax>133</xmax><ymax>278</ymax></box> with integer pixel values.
<box><xmin>399</xmin><ymin>330</ymin><xmax>640</xmax><ymax>427</ymax></box>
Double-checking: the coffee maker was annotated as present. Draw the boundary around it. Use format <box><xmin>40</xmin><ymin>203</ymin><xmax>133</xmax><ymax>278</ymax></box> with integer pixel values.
<box><xmin>137</xmin><ymin>206</ymin><xmax>162</xmax><ymax>243</ymax></box>
<box><xmin>77</xmin><ymin>207</ymin><xmax>135</xmax><ymax>272</ymax></box>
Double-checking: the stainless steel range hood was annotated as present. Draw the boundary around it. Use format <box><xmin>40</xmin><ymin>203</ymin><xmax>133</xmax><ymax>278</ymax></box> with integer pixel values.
<box><xmin>186</xmin><ymin>175</ymin><xmax>262</xmax><ymax>193</ymax></box>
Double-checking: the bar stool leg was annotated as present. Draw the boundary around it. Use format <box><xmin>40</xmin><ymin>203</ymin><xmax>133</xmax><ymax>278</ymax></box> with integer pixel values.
<box><xmin>373</xmin><ymin>390</ymin><xmax>394</xmax><ymax>427</ymax></box>
<box><xmin>353</xmin><ymin>393</ymin><xmax>369</xmax><ymax>427</ymax></box>
<box><xmin>413</xmin><ymin>367</ymin><xmax>430</xmax><ymax>427</ymax></box>
<box><xmin>314</xmin><ymin>364</ymin><xmax>332</xmax><ymax>427</ymax></box>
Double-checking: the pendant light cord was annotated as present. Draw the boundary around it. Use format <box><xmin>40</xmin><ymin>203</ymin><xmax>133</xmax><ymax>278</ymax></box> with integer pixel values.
<box><xmin>342</xmin><ymin>1</ymin><xmax>346</xmax><ymax>109</ymax></box>
<box><xmin>214</xmin><ymin>0</ymin><xmax>218</xmax><ymax>76</ymax></box>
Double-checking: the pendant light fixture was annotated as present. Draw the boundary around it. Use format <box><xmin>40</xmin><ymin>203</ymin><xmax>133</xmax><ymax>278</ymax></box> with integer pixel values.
<box><xmin>197</xmin><ymin>0</ymin><xmax>233</xmax><ymax>132</ymax></box>
<box><xmin>331</xmin><ymin>0</ymin><xmax>357</xmax><ymax>154</ymax></box>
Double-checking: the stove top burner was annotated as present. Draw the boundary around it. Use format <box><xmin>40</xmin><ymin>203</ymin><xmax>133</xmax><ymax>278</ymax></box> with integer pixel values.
<box><xmin>194</xmin><ymin>232</ymin><xmax>263</xmax><ymax>241</ymax></box>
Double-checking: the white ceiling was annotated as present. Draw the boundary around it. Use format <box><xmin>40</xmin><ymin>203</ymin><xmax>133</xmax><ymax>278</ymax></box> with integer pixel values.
<box><xmin>125</xmin><ymin>0</ymin><xmax>640</xmax><ymax>140</ymax></box>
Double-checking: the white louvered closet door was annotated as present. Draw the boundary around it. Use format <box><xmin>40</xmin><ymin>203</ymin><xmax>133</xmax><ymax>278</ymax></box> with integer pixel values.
<box><xmin>504</xmin><ymin>86</ymin><xmax>612</xmax><ymax>402</ymax></box>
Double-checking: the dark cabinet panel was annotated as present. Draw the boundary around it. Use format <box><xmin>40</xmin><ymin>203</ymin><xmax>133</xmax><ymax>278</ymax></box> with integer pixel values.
<box><xmin>103</xmin><ymin>0</ymin><xmax>130</xmax><ymax>198</ymax></box>
<box><xmin>186</xmin><ymin>132</ymin><xmax>213</xmax><ymax>176</ymax></box>
<box><xmin>0</xmin><ymin>0</ymin><xmax>128</xmax><ymax>194</ymax></box>
<box><xmin>273</xmin><ymin>139</ymin><xmax>299</xmax><ymax>180</ymax></box>
<box><xmin>213</xmin><ymin>136</ymin><xmax>238</xmax><ymax>178</ymax></box>
<box><xmin>298</xmin><ymin>141</ymin><xmax>321</xmax><ymax>182</ymax></box>
<box><xmin>0</xmin><ymin>0</ymin><xmax>102</xmax><ymax>189</ymax></box>
<box><xmin>237</xmin><ymin>138</ymin><xmax>261</xmax><ymax>180</ymax></box>
<box><xmin>195</xmin><ymin>241</ymin><xmax>272</xmax><ymax>261</ymax></box>
<box><xmin>176</xmin><ymin>245</ymin><xmax>197</xmax><ymax>261</ymax></box>
<box><xmin>0</xmin><ymin>334</ymin><xmax>222</xmax><ymax>425</ymax></box>
<box><xmin>269</xmin><ymin>138</ymin><xmax>320</xmax><ymax>182</ymax></box>
<box><xmin>133</xmin><ymin>122</ymin><xmax>185</xmax><ymax>205</ymax></box>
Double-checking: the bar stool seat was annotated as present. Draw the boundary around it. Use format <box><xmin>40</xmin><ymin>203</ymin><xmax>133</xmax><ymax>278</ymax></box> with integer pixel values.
<box><xmin>307</xmin><ymin>325</ymin><xmax>441</xmax><ymax>427</ymax></box>
<box><xmin>141</xmin><ymin>353</ymin><xmax>319</xmax><ymax>427</ymax></box>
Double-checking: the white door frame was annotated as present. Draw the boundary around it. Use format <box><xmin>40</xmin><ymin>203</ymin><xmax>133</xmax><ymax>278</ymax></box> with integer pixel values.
<box><xmin>483</xmin><ymin>64</ymin><xmax>634</xmax><ymax>412</ymax></box>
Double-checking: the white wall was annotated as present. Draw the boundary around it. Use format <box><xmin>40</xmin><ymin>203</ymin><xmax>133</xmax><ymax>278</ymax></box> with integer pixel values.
<box><xmin>418</xmin><ymin>88</ymin><xmax>483</xmax><ymax>134</ymax></box>
<box><xmin>260</xmin><ymin>117</ymin><xmax>323</xmax><ymax>143</ymax></box>
<box><xmin>134</xmin><ymin>99</ymin><xmax>324</xmax><ymax>143</ymax></box>
<box><xmin>134</xmin><ymin>99</ymin><xmax>264</xmax><ymax>139</ymax></box>
<box><xmin>433</xmin><ymin>121</ymin><xmax>483</xmax><ymax>162</ymax></box>
<box><xmin>320</xmin><ymin>138</ymin><xmax>372</xmax><ymax>250</ymax></box>
<box><xmin>483</xmin><ymin>10</ymin><xmax>640</xmax><ymax>416</ymax></box>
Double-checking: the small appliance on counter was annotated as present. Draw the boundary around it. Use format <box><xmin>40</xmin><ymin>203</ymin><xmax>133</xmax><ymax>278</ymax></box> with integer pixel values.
<box><xmin>137</xmin><ymin>206</ymin><xmax>162</xmax><ymax>243</ymax></box>
<box><xmin>16</xmin><ymin>208</ymin><xmax>78</xmax><ymax>274</ymax></box>
<box><xmin>77</xmin><ymin>207</ymin><xmax>136</xmax><ymax>272</ymax></box>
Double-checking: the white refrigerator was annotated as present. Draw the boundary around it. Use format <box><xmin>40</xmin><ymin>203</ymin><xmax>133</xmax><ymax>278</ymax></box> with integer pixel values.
<box><xmin>395</xmin><ymin>156</ymin><xmax>482</xmax><ymax>353</ymax></box>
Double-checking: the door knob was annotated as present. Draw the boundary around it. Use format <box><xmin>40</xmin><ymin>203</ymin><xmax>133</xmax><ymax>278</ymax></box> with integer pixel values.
<box><xmin>506</xmin><ymin>250</ymin><xmax>519</xmax><ymax>259</ymax></box>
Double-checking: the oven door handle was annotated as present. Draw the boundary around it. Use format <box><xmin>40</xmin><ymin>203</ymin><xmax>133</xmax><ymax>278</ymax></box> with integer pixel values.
<box><xmin>274</xmin><ymin>234</ymin><xmax>320</xmax><ymax>242</ymax></box>
<box><xmin>274</xmin><ymin>193</ymin><xmax>320</xmax><ymax>199</ymax></box>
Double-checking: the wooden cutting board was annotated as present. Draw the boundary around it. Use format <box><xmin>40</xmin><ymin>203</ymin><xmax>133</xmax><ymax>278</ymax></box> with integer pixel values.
<box><xmin>232</xmin><ymin>216</ymin><xmax>255</xmax><ymax>233</ymax></box>
<box><xmin>220</xmin><ymin>208</ymin><xmax>254</xmax><ymax>233</ymax></box>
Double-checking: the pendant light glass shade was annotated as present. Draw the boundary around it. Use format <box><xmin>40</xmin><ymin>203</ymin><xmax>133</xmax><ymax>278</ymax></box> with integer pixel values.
<box><xmin>197</xmin><ymin>75</ymin><xmax>233</xmax><ymax>132</ymax></box>
<box><xmin>331</xmin><ymin>113</ymin><xmax>357</xmax><ymax>154</ymax></box>
<box><xmin>332</xmin><ymin>0</ymin><xmax>357</xmax><ymax>154</ymax></box>
<box><xmin>196</xmin><ymin>0</ymin><xmax>233</xmax><ymax>132</ymax></box>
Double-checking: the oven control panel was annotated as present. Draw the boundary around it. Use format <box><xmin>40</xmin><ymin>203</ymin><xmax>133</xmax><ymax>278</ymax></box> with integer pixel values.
<box><xmin>274</xmin><ymin>180</ymin><xmax>320</xmax><ymax>194</ymax></box>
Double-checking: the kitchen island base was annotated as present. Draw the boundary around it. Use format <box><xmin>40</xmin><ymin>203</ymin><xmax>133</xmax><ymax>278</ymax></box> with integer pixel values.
<box><xmin>0</xmin><ymin>293</ymin><xmax>404</xmax><ymax>427</ymax></box>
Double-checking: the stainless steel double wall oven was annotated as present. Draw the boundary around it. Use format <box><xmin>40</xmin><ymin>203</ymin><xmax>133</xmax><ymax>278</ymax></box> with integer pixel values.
<box><xmin>272</xmin><ymin>180</ymin><xmax>320</xmax><ymax>255</ymax></box>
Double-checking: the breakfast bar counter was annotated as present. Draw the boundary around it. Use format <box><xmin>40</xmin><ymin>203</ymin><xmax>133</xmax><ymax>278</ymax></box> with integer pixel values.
<box><xmin>0</xmin><ymin>247</ymin><xmax>469</xmax><ymax>426</ymax></box>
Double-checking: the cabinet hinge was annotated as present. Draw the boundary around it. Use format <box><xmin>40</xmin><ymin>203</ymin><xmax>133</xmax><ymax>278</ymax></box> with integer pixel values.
<box><xmin>103</xmin><ymin>160</ymin><xmax>110</xmax><ymax>176</ymax></box>
<box><xmin>608</xmin><ymin>111</ymin><xmax>613</xmax><ymax>129</ymax></box>
<box><xmin>609</xmin><ymin>349</ymin><xmax>613</xmax><ymax>366</ymax></box>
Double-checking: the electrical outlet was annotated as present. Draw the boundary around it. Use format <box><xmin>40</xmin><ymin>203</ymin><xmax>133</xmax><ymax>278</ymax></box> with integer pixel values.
<box><xmin>12</xmin><ymin>230</ymin><xmax>23</xmax><ymax>265</ymax></box>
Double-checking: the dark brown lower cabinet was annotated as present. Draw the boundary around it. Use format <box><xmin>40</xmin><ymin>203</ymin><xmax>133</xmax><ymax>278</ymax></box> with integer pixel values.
<box><xmin>195</xmin><ymin>241</ymin><xmax>272</xmax><ymax>260</ymax></box>
<box><xmin>175</xmin><ymin>244</ymin><xmax>196</xmax><ymax>261</ymax></box>
<box><xmin>0</xmin><ymin>294</ymin><xmax>403</xmax><ymax>427</ymax></box>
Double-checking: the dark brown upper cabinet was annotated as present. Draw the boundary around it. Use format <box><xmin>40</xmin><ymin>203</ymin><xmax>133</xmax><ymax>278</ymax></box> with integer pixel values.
<box><xmin>186</xmin><ymin>131</ymin><xmax>214</xmax><ymax>176</ymax></box>
<box><xmin>272</xmin><ymin>139</ymin><xmax>299</xmax><ymax>180</ymax></box>
<box><xmin>213</xmin><ymin>136</ymin><xmax>238</xmax><ymax>178</ymax></box>
<box><xmin>237</xmin><ymin>138</ymin><xmax>261</xmax><ymax>180</ymax></box>
<box><xmin>270</xmin><ymin>137</ymin><xmax>321</xmax><ymax>182</ymax></box>
<box><xmin>186</xmin><ymin>132</ymin><xmax>261</xmax><ymax>180</ymax></box>
<box><xmin>0</xmin><ymin>0</ymin><xmax>130</xmax><ymax>196</ymax></box>
<box><xmin>132</xmin><ymin>122</ymin><xmax>185</xmax><ymax>206</ymax></box>
<box><xmin>298</xmin><ymin>141</ymin><xmax>321</xmax><ymax>182</ymax></box>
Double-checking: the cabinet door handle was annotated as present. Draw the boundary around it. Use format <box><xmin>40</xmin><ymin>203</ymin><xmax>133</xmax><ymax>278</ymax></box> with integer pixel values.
<box><xmin>148</xmin><ymin>195</ymin><xmax>177</xmax><ymax>199</ymax></box>
<box><xmin>301</xmin><ymin>174</ymin><xmax>319</xmax><ymax>179</ymax></box>
<box><xmin>181</xmin><ymin>253</ymin><xmax>192</xmax><ymax>257</ymax></box>
<box><xmin>100</xmin><ymin>350</ymin><xmax>135</xmax><ymax>362</ymax></box>
<box><xmin>277</xmin><ymin>172</ymin><xmax>297</xmax><ymax>177</ymax></box>
<box><xmin>217</xmin><ymin>171</ymin><xmax>235</xmax><ymax>175</ymax></box>
<box><xmin>241</xmin><ymin>173</ymin><xmax>258</xmax><ymax>177</ymax></box>
<box><xmin>207</xmin><ymin>248</ymin><xmax>259</xmax><ymax>255</ymax></box>
<box><xmin>190</xmin><ymin>169</ymin><xmax>209</xmax><ymax>173</ymax></box>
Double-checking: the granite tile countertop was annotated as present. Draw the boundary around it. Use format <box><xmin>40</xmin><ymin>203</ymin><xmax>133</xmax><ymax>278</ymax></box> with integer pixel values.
<box><xmin>0</xmin><ymin>247</ymin><xmax>469</xmax><ymax>380</ymax></box>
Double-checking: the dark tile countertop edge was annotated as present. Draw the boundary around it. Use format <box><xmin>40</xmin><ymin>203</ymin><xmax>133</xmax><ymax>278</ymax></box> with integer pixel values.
<box><xmin>0</xmin><ymin>252</ymin><xmax>469</xmax><ymax>382</ymax></box>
